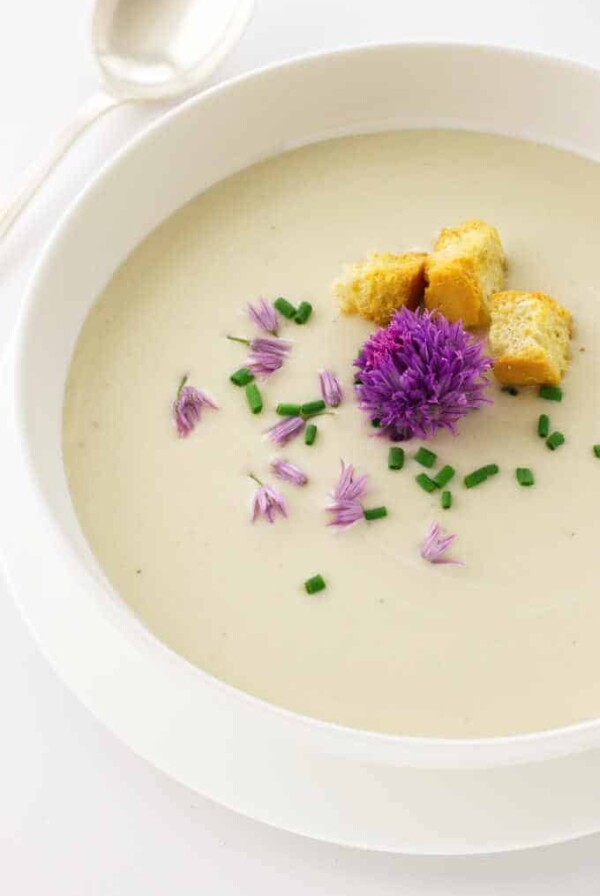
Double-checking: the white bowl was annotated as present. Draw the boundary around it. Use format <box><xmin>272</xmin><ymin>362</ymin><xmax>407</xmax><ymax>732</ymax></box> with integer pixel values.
<box><xmin>6</xmin><ymin>43</ymin><xmax>600</xmax><ymax>853</ymax></box>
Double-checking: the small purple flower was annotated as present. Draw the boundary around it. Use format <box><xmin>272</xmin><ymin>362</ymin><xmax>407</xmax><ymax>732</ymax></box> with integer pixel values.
<box><xmin>250</xmin><ymin>475</ymin><xmax>288</xmax><ymax>524</ymax></box>
<box><xmin>265</xmin><ymin>415</ymin><xmax>306</xmax><ymax>446</ymax></box>
<box><xmin>247</xmin><ymin>298</ymin><xmax>279</xmax><ymax>336</ymax></box>
<box><xmin>271</xmin><ymin>458</ymin><xmax>308</xmax><ymax>486</ymax></box>
<box><xmin>354</xmin><ymin>307</ymin><xmax>492</xmax><ymax>441</ymax></box>
<box><xmin>247</xmin><ymin>336</ymin><xmax>292</xmax><ymax>378</ymax></box>
<box><xmin>173</xmin><ymin>377</ymin><xmax>218</xmax><ymax>438</ymax></box>
<box><xmin>319</xmin><ymin>369</ymin><xmax>344</xmax><ymax>407</ymax></box>
<box><xmin>420</xmin><ymin>521</ymin><xmax>464</xmax><ymax>566</ymax></box>
<box><xmin>326</xmin><ymin>461</ymin><xmax>369</xmax><ymax>530</ymax></box>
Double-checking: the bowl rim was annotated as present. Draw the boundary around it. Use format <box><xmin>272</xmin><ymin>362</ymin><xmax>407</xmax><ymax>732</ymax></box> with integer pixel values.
<box><xmin>10</xmin><ymin>40</ymin><xmax>600</xmax><ymax>771</ymax></box>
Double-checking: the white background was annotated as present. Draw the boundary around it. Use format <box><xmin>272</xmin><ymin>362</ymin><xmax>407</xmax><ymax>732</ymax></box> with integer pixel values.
<box><xmin>2</xmin><ymin>1</ymin><xmax>600</xmax><ymax>892</ymax></box>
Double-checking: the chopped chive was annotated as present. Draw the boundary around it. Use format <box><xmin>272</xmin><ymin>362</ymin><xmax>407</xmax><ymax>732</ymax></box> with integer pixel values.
<box><xmin>294</xmin><ymin>301</ymin><xmax>313</xmax><ymax>324</ymax></box>
<box><xmin>304</xmin><ymin>574</ymin><xmax>326</xmax><ymax>595</ymax></box>
<box><xmin>230</xmin><ymin>367</ymin><xmax>254</xmax><ymax>387</ymax></box>
<box><xmin>537</xmin><ymin>414</ymin><xmax>550</xmax><ymax>438</ymax></box>
<box><xmin>539</xmin><ymin>385</ymin><xmax>562</xmax><ymax>402</ymax></box>
<box><xmin>433</xmin><ymin>465</ymin><xmax>455</xmax><ymax>488</ymax></box>
<box><xmin>276</xmin><ymin>402</ymin><xmax>301</xmax><ymax>416</ymax></box>
<box><xmin>273</xmin><ymin>297</ymin><xmax>296</xmax><ymax>319</ymax></box>
<box><xmin>305</xmin><ymin>423</ymin><xmax>317</xmax><ymax>445</ymax></box>
<box><xmin>516</xmin><ymin>467</ymin><xmax>535</xmax><ymax>486</ymax></box>
<box><xmin>354</xmin><ymin>376</ymin><xmax>362</xmax><ymax>385</ymax></box>
<box><xmin>301</xmin><ymin>399</ymin><xmax>326</xmax><ymax>417</ymax></box>
<box><xmin>484</xmin><ymin>463</ymin><xmax>499</xmax><ymax>476</ymax></box>
<box><xmin>371</xmin><ymin>418</ymin><xmax>381</xmax><ymax>428</ymax></box>
<box><xmin>414</xmin><ymin>447</ymin><xmax>437</xmax><ymax>468</ymax></box>
<box><xmin>441</xmin><ymin>490</ymin><xmax>452</xmax><ymax>509</ymax></box>
<box><xmin>593</xmin><ymin>445</ymin><xmax>600</xmax><ymax>458</ymax></box>
<box><xmin>363</xmin><ymin>506</ymin><xmax>388</xmax><ymax>521</ymax></box>
<box><xmin>502</xmin><ymin>386</ymin><xmax>519</xmax><ymax>396</ymax></box>
<box><xmin>416</xmin><ymin>472</ymin><xmax>438</xmax><ymax>493</ymax></box>
<box><xmin>388</xmin><ymin>446</ymin><xmax>405</xmax><ymax>470</ymax></box>
<box><xmin>546</xmin><ymin>431</ymin><xmax>565</xmax><ymax>451</ymax></box>
<box><xmin>245</xmin><ymin>382</ymin><xmax>263</xmax><ymax>415</ymax></box>
<box><xmin>464</xmin><ymin>467</ymin><xmax>490</xmax><ymax>488</ymax></box>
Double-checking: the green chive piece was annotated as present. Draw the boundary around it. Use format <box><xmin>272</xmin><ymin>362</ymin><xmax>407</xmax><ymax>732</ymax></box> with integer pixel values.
<box><xmin>414</xmin><ymin>447</ymin><xmax>437</xmax><ymax>468</ymax></box>
<box><xmin>502</xmin><ymin>386</ymin><xmax>519</xmax><ymax>396</ymax></box>
<box><xmin>546</xmin><ymin>431</ymin><xmax>565</xmax><ymax>451</ymax></box>
<box><xmin>484</xmin><ymin>463</ymin><xmax>499</xmax><ymax>476</ymax></box>
<box><xmin>276</xmin><ymin>403</ymin><xmax>301</xmax><ymax>416</ymax></box>
<box><xmin>304</xmin><ymin>574</ymin><xmax>326</xmax><ymax>595</ymax></box>
<box><xmin>416</xmin><ymin>472</ymin><xmax>438</xmax><ymax>493</ymax></box>
<box><xmin>274</xmin><ymin>297</ymin><xmax>296</xmax><ymax>319</ymax></box>
<box><xmin>388</xmin><ymin>446</ymin><xmax>405</xmax><ymax>470</ymax></box>
<box><xmin>230</xmin><ymin>367</ymin><xmax>254</xmax><ymax>387</ymax></box>
<box><xmin>539</xmin><ymin>385</ymin><xmax>562</xmax><ymax>402</ymax></box>
<box><xmin>245</xmin><ymin>383</ymin><xmax>263</xmax><ymax>415</ymax></box>
<box><xmin>301</xmin><ymin>399</ymin><xmax>326</xmax><ymax>417</ymax></box>
<box><xmin>305</xmin><ymin>423</ymin><xmax>317</xmax><ymax>445</ymax></box>
<box><xmin>294</xmin><ymin>301</ymin><xmax>313</xmax><ymax>324</ymax></box>
<box><xmin>516</xmin><ymin>467</ymin><xmax>535</xmax><ymax>486</ymax></box>
<box><xmin>433</xmin><ymin>465</ymin><xmax>455</xmax><ymax>488</ymax></box>
<box><xmin>371</xmin><ymin>418</ymin><xmax>381</xmax><ymax>428</ymax></box>
<box><xmin>441</xmin><ymin>490</ymin><xmax>452</xmax><ymax>509</ymax></box>
<box><xmin>464</xmin><ymin>467</ymin><xmax>489</xmax><ymax>488</ymax></box>
<box><xmin>537</xmin><ymin>414</ymin><xmax>550</xmax><ymax>438</ymax></box>
<box><xmin>593</xmin><ymin>445</ymin><xmax>600</xmax><ymax>458</ymax></box>
<box><xmin>363</xmin><ymin>506</ymin><xmax>388</xmax><ymax>521</ymax></box>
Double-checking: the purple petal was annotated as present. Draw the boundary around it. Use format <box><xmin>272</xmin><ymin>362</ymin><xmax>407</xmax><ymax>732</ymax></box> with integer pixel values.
<box><xmin>420</xmin><ymin>521</ymin><xmax>464</xmax><ymax>566</ymax></box>
<box><xmin>251</xmin><ymin>483</ymin><xmax>288</xmax><ymax>524</ymax></box>
<box><xmin>173</xmin><ymin>385</ymin><xmax>218</xmax><ymax>438</ymax></box>
<box><xmin>265</xmin><ymin>416</ymin><xmax>306</xmax><ymax>446</ymax></box>
<box><xmin>326</xmin><ymin>461</ymin><xmax>369</xmax><ymax>529</ymax></box>
<box><xmin>319</xmin><ymin>369</ymin><xmax>344</xmax><ymax>407</ymax></box>
<box><xmin>247</xmin><ymin>336</ymin><xmax>292</xmax><ymax>378</ymax></box>
<box><xmin>247</xmin><ymin>298</ymin><xmax>279</xmax><ymax>336</ymax></box>
<box><xmin>271</xmin><ymin>458</ymin><xmax>308</xmax><ymax>486</ymax></box>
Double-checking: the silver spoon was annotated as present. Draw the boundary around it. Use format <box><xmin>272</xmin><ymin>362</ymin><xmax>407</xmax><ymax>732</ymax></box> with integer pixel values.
<box><xmin>0</xmin><ymin>0</ymin><xmax>254</xmax><ymax>241</ymax></box>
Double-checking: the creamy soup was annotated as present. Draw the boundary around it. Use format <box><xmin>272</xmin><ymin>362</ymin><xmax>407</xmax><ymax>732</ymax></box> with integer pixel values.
<box><xmin>63</xmin><ymin>131</ymin><xmax>600</xmax><ymax>738</ymax></box>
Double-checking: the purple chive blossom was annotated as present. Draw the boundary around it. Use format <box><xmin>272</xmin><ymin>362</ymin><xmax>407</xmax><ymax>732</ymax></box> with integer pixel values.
<box><xmin>271</xmin><ymin>458</ymin><xmax>308</xmax><ymax>486</ymax></box>
<box><xmin>265</xmin><ymin>415</ymin><xmax>306</xmax><ymax>446</ymax></box>
<box><xmin>247</xmin><ymin>298</ymin><xmax>279</xmax><ymax>336</ymax></box>
<box><xmin>173</xmin><ymin>376</ymin><xmax>218</xmax><ymax>438</ymax></box>
<box><xmin>326</xmin><ymin>461</ymin><xmax>369</xmax><ymax>530</ymax></box>
<box><xmin>247</xmin><ymin>336</ymin><xmax>292</xmax><ymax>377</ymax></box>
<box><xmin>319</xmin><ymin>369</ymin><xmax>344</xmax><ymax>407</ymax></box>
<box><xmin>250</xmin><ymin>475</ymin><xmax>288</xmax><ymax>524</ymax></box>
<box><xmin>420</xmin><ymin>521</ymin><xmax>464</xmax><ymax>566</ymax></box>
<box><xmin>354</xmin><ymin>307</ymin><xmax>492</xmax><ymax>441</ymax></box>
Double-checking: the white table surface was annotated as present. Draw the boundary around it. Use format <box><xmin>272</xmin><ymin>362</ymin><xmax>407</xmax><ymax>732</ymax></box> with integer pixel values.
<box><xmin>2</xmin><ymin>1</ymin><xmax>600</xmax><ymax>892</ymax></box>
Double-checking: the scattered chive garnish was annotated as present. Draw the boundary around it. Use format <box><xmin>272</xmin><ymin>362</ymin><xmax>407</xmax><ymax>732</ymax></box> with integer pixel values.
<box><xmin>305</xmin><ymin>423</ymin><xmax>317</xmax><ymax>445</ymax></box>
<box><xmin>304</xmin><ymin>574</ymin><xmax>326</xmax><ymax>595</ymax></box>
<box><xmin>294</xmin><ymin>301</ymin><xmax>313</xmax><ymax>324</ymax></box>
<box><xmin>441</xmin><ymin>490</ymin><xmax>452</xmax><ymax>509</ymax></box>
<box><xmin>502</xmin><ymin>386</ymin><xmax>519</xmax><ymax>396</ymax></box>
<box><xmin>539</xmin><ymin>385</ymin><xmax>562</xmax><ymax>402</ymax></box>
<box><xmin>301</xmin><ymin>399</ymin><xmax>326</xmax><ymax>417</ymax></box>
<box><xmin>546</xmin><ymin>431</ymin><xmax>565</xmax><ymax>451</ymax></box>
<box><xmin>516</xmin><ymin>467</ymin><xmax>535</xmax><ymax>486</ymax></box>
<box><xmin>230</xmin><ymin>367</ymin><xmax>254</xmax><ymax>387</ymax></box>
<box><xmin>276</xmin><ymin>403</ymin><xmax>301</xmax><ymax>416</ymax></box>
<box><xmin>273</xmin><ymin>297</ymin><xmax>296</xmax><ymax>319</ymax></box>
<box><xmin>484</xmin><ymin>463</ymin><xmax>499</xmax><ymax>476</ymax></box>
<box><xmin>371</xmin><ymin>418</ymin><xmax>381</xmax><ymax>428</ymax></box>
<box><xmin>363</xmin><ymin>506</ymin><xmax>388</xmax><ymax>521</ymax></box>
<box><xmin>416</xmin><ymin>472</ymin><xmax>438</xmax><ymax>493</ymax></box>
<box><xmin>434</xmin><ymin>465</ymin><xmax>455</xmax><ymax>488</ymax></box>
<box><xmin>414</xmin><ymin>447</ymin><xmax>437</xmax><ymax>468</ymax></box>
<box><xmin>245</xmin><ymin>382</ymin><xmax>263</xmax><ymax>415</ymax></box>
<box><xmin>388</xmin><ymin>446</ymin><xmax>405</xmax><ymax>470</ymax></box>
<box><xmin>593</xmin><ymin>445</ymin><xmax>600</xmax><ymax>458</ymax></box>
<box><xmin>464</xmin><ymin>466</ymin><xmax>492</xmax><ymax>488</ymax></box>
<box><xmin>538</xmin><ymin>414</ymin><xmax>550</xmax><ymax>438</ymax></box>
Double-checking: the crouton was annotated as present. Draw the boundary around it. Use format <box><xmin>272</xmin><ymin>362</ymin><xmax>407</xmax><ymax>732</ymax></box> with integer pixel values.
<box><xmin>334</xmin><ymin>251</ymin><xmax>427</xmax><ymax>325</ymax></box>
<box><xmin>424</xmin><ymin>219</ymin><xmax>507</xmax><ymax>327</ymax></box>
<box><xmin>489</xmin><ymin>290</ymin><xmax>572</xmax><ymax>386</ymax></box>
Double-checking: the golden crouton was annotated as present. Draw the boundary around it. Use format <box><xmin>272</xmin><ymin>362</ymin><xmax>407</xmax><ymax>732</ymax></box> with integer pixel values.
<box><xmin>489</xmin><ymin>291</ymin><xmax>572</xmax><ymax>386</ymax></box>
<box><xmin>424</xmin><ymin>219</ymin><xmax>507</xmax><ymax>327</ymax></box>
<box><xmin>334</xmin><ymin>251</ymin><xmax>427</xmax><ymax>325</ymax></box>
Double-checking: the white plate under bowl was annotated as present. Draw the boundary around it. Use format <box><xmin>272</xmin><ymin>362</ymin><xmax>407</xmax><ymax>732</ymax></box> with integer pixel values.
<box><xmin>5</xmin><ymin>43</ymin><xmax>600</xmax><ymax>854</ymax></box>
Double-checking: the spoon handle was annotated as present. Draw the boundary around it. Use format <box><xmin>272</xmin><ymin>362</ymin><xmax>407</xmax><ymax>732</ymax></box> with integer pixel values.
<box><xmin>0</xmin><ymin>90</ymin><xmax>121</xmax><ymax>241</ymax></box>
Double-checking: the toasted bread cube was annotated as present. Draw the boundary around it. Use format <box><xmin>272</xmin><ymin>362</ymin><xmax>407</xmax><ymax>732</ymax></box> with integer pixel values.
<box><xmin>424</xmin><ymin>219</ymin><xmax>507</xmax><ymax>327</ymax></box>
<box><xmin>489</xmin><ymin>291</ymin><xmax>572</xmax><ymax>386</ymax></box>
<box><xmin>334</xmin><ymin>251</ymin><xmax>427</xmax><ymax>325</ymax></box>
